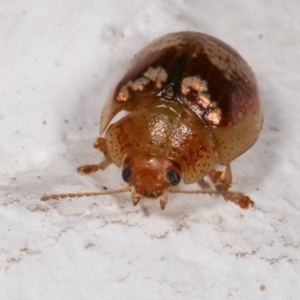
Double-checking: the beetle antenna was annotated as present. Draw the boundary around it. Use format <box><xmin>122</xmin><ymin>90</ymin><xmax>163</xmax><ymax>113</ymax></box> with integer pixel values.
<box><xmin>41</xmin><ymin>185</ymin><xmax>131</xmax><ymax>201</ymax></box>
<box><xmin>167</xmin><ymin>187</ymin><xmax>219</xmax><ymax>196</ymax></box>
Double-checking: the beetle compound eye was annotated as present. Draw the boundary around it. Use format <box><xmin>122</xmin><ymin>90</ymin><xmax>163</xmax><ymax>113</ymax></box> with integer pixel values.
<box><xmin>122</xmin><ymin>167</ymin><xmax>132</xmax><ymax>183</ymax></box>
<box><xmin>167</xmin><ymin>170</ymin><xmax>181</xmax><ymax>186</ymax></box>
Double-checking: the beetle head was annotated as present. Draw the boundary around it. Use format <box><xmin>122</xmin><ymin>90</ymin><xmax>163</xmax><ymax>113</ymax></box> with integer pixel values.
<box><xmin>121</xmin><ymin>152</ymin><xmax>181</xmax><ymax>208</ymax></box>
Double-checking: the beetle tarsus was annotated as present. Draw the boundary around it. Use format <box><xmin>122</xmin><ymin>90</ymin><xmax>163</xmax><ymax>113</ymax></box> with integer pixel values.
<box><xmin>77</xmin><ymin>160</ymin><xmax>110</xmax><ymax>174</ymax></box>
<box><xmin>222</xmin><ymin>191</ymin><xmax>254</xmax><ymax>209</ymax></box>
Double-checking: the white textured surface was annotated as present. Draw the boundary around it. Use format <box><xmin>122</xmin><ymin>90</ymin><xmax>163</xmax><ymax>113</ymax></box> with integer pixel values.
<box><xmin>1</xmin><ymin>1</ymin><xmax>300</xmax><ymax>299</ymax></box>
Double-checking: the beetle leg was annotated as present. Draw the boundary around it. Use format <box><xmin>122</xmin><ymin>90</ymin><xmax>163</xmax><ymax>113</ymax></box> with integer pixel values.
<box><xmin>222</xmin><ymin>191</ymin><xmax>254</xmax><ymax>209</ymax></box>
<box><xmin>77</xmin><ymin>137</ymin><xmax>112</xmax><ymax>175</ymax></box>
<box><xmin>209</xmin><ymin>165</ymin><xmax>254</xmax><ymax>209</ymax></box>
<box><xmin>209</xmin><ymin>165</ymin><xmax>232</xmax><ymax>191</ymax></box>
<box><xmin>77</xmin><ymin>161</ymin><xmax>110</xmax><ymax>174</ymax></box>
<box><xmin>94</xmin><ymin>137</ymin><xmax>109</xmax><ymax>154</ymax></box>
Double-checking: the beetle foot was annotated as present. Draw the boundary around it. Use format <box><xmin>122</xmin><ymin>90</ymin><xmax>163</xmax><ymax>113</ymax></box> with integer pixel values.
<box><xmin>223</xmin><ymin>191</ymin><xmax>254</xmax><ymax>209</ymax></box>
<box><xmin>77</xmin><ymin>160</ymin><xmax>110</xmax><ymax>174</ymax></box>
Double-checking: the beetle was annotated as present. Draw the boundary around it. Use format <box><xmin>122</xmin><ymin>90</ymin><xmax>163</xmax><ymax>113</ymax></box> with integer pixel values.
<box><xmin>42</xmin><ymin>31</ymin><xmax>263</xmax><ymax>210</ymax></box>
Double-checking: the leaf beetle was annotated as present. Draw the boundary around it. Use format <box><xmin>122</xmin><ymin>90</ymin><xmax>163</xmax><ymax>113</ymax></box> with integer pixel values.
<box><xmin>42</xmin><ymin>31</ymin><xmax>263</xmax><ymax>210</ymax></box>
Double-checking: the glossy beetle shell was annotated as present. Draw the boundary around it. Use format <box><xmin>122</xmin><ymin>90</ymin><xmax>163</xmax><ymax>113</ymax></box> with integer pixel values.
<box><xmin>77</xmin><ymin>31</ymin><xmax>263</xmax><ymax>209</ymax></box>
<box><xmin>101</xmin><ymin>32</ymin><xmax>262</xmax><ymax>166</ymax></box>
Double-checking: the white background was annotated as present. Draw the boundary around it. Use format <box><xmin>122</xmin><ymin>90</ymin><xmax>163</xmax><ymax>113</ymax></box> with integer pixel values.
<box><xmin>1</xmin><ymin>0</ymin><xmax>300</xmax><ymax>299</ymax></box>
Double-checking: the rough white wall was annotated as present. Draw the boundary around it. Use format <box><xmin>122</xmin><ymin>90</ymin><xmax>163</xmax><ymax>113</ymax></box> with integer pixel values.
<box><xmin>1</xmin><ymin>1</ymin><xmax>299</xmax><ymax>299</ymax></box>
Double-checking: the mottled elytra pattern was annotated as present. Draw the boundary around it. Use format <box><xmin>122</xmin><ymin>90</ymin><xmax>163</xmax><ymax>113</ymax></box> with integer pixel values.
<box><xmin>100</xmin><ymin>31</ymin><xmax>260</xmax><ymax>134</ymax></box>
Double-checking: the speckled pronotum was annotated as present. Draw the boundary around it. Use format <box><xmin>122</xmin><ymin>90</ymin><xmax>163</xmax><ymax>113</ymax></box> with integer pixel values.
<box><xmin>42</xmin><ymin>31</ymin><xmax>263</xmax><ymax>210</ymax></box>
